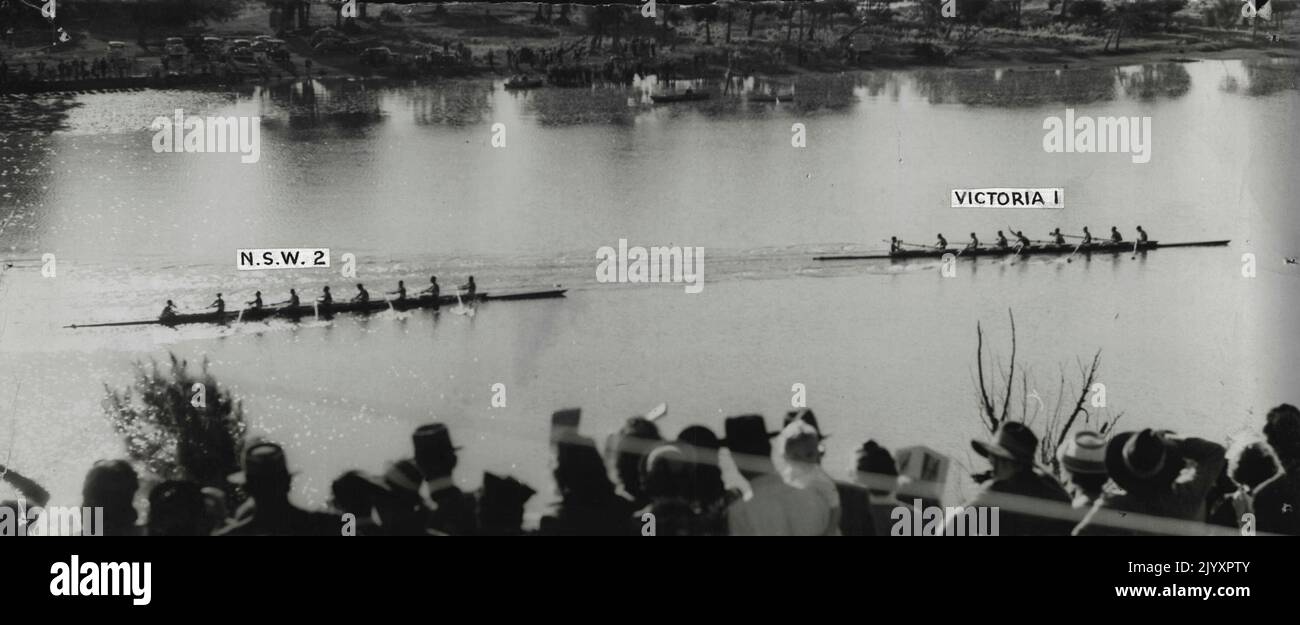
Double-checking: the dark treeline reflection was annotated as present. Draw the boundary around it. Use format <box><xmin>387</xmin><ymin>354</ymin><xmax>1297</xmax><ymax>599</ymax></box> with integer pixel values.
<box><xmin>402</xmin><ymin>82</ymin><xmax>495</xmax><ymax>126</ymax></box>
<box><xmin>1119</xmin><ymin>63</ymin><xmax>1192</xmax><ymax>100</ymax></box>
<box><xmin>260</xmin><ymin>79</ymin><xmax>388</xmax><ymax>130</ymax></box>
<box><xmin>0</xmin><ymin>94</ymin><xmax>81</xmax><ymax>134</ymax></box>
<box><xmin>1241</xmin><ymin>60</ymin><xmax>1300</xmax><ymax>97</ymax></box>
<box><xmin>912</xmin><ymin>67</ymin><xmax>1119</xmax><ymax>107</ymax></box>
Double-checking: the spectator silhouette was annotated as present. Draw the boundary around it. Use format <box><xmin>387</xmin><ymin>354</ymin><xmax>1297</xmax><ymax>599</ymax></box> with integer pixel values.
<box><xmin>413</xmin><ymin>423</ymin><xmax>476</xmax><ymax>535</ymax></box>
<box><xmin>476</xmin><ymin>472</ymin><xmax>536</xmax><ymax>536</ymax></box>
<box><xmin>83</xmin><ymin>460</ymin><xmax>142</xmax><ymax>536</ymax></box>
<box><xmin>215</xmin><ymin>442</ymin><xmax>338</xmax><ymax>536</ymax></box>
<box><xmin>956</xmin><ymin>422</ymin><xmax>1073</xmax><ymax>536</ymax></box>
<box><xmin>541</xmin><ymin>436</ymin><xmax>633</xmax><ymax>536</ymax></box>
<box><xmin>147</xmin><ymin>480</ymin><xmax>211</xmax><ymax>536</ymax></box>
<box><xmin>1075</xmin><ymin>429</ymin><xmax>1226</xmax><ymax>536</ymax></box>
<box><xmin>724</xmin><ymin>415</ymin><xmax>831</xmax><ymax>536</ymax></box>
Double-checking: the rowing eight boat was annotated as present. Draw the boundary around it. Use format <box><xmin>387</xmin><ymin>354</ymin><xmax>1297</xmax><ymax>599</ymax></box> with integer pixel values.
<box><xmin>813</xmin><ymin>240</ymin><xmax>1229</xmax><ymax>262</ymax></box>
<box><xmin>65</xmin><ymin>288</ymin><xmax>568</xmax><ymax>329</ymax></box>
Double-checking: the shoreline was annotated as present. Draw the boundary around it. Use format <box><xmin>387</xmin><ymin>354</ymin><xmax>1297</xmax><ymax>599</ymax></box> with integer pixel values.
<box><xmin>2</xmin><ymin>2</ymin><xmax>1294</xmax><ymax>97</ymax></box>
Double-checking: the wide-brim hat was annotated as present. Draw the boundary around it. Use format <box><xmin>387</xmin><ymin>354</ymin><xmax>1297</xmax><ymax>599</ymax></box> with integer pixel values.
<box><xmin>413</xmin><ymin>422</ymin><xmax>462</xmax><ymax>457</ymax></box>
<box><xmin>971</xmin><ymin>421</ymin><xmax>1038</xmax><ymax>464</ymax></box>
<box><xmin>1105</xmin><ymin>429</ymin><xmax>1183</xmax><ymax>493</ymax></box>
<box><xmin>1058</xmin><ymin>431</ymin><xmax>1108</xmax><ymax>475</ymax></box>
<box><xmin>228</xmin><ymin>442</ymin><xmax>292</xmax><ymax>485</ymax></box>
<box><xmin>382</xmin><ymin>458</ymin><xmax>425</xmax><ymax>495</ymax></box>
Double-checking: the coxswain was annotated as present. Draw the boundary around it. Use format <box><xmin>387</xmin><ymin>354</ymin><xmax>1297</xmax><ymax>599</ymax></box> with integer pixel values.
<box><xmin>1051</xmin><ymin>228</ymin><xmax>1066</xmax><ymax>246</ymax></box>
<box><xmin>1081</xmin><ymin>226</ymin><xmax>1093</xmax><ymax>246</ymax></box>
<box><xmin>246</xmin><ymin>291</ymin><xmax>263</xmax><ymax>310</ymax></box>
<box><xmin>1110</xmin><ymin>226</ymin><xmax>1123</xmax><ymax>243</ymax></box>
<box><xmin>889</xmin><ymin>237</ymin><xmax>903</xmax><ymax>254</ymax></box>
<box><xmin>995</xmin><ymin>230</ymin><xmax>1009</xmax><ymax>249</ymax></box>
<box><xmin>461</xmin><ymin>276</ymin><xmax>477</xmax><ymax>300</ymax></box>
<box><xmin>936</xmin><ymin>234</ymin><xmax>948</xmax><ymax>250</ymax></box>
<box><xmin>160</xmin><ymin>300</ymin><xmax>177</xmax><ymax>321</ymax></box>
<box><xmin>1015</xmin><ymin>230</ymin><xmax>1031</xmax><ymax>248</ymax></box>
<box><xmin>389</xmin><ymin>280</ymin><xmax>407</xmax><ymax>302</ymax></box>
<box><xmin>352</xmin><ymin>283</ymin><xmax>369</xmax><ymax>304</ymax></box>
<box><xmin>1136</xmin><ymin>226</ymin><xmax>1148</xmax><ymax>243</ymax></box>
<box><xmin>208</xmin><ymin>293</ymin><xmax>225</xmax><ymax>315</ymax></box>
<box><xmin>966</xmin><ymin>233</ymin><xmax>980</xmax><ymax>251</ymax></box>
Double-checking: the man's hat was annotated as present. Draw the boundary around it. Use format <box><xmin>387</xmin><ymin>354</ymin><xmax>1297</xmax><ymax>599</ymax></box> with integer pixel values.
<box><xmin>481</xmin><ymin>472</ymin><xmax>536</xmax><ymax>509</ymax></box>
<box><xmin>413</xmin><ymin>422</ymin><xmax>461</xmax><ymax>458</ymax></box>
<box><xmin>971</xmin><ymin>421</ymin><xmax>1039</xmax><ymax>464</ymax></box>
<box><xmin>723</xmin><ymin>415</ymin><xmax>774</xmax><ymax>459</ymax></box>
<box><xmin>382</xmin><ymin>459</ymin><xmax>425</xmax><ymax>495</ymax></box>
<box><xmin>1058</xmin><ymin>431</ymin><xmax>1107</xmax><ymax>475</ymax></box>
<box><xmin>227</xmin><ymin>442</ymin><xmax>291</xmax><ymax>485</ymax></box>
<box><xmin>771</xmin><ymin>408</ymin><xmax>827</xmax><ymax>440</ymax></box>
<box><xmin>1105</xmin><ymin>429</ymin><xmax>1182</xmax><ymax>493</ymax></box>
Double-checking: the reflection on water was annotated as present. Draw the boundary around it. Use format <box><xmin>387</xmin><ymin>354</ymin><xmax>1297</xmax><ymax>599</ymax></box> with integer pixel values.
<box><xmin>1119</xmin><ymin>63</ymin><xmax>1192</xmax><ymax>100</ymax></box>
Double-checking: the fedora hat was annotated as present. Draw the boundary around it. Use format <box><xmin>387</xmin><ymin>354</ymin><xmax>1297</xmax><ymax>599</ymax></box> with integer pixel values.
<box><xmin>1106</xmin><ymin>429</ymin><xmax>1182</xmax><ymax>493</ymax></box>
<box><xmin>971</xmin><ymin>421</ymin><xmax>1038</xmax><ymax>464</ymax></box>
<box><xmin>227</xmin><ymin>442</ymin><xmax>292</xmax><ymax>485</ymax></box>
<box><xmin>481</xmin><ymin>472</ymin><xmax>536</xmax><ymax>510</ymax></box>
<box><xmin>723</xmin><ymin>414</ymin><xmax>774</xmax><ymax>458</ymax></box>
<box><xmin>382</xmin><ymin>458</ymin><xmax>425</xmax><ymax>495</ymax></box>
<box><xmin>413</xmin><ymin>422</ymin><xmax>461</xmax><ymax>456</ymax></box>
<box><xmin>1058</xmin><ymin>431</ymin><xmax>1107</xmax><ymax>474</ymax></box>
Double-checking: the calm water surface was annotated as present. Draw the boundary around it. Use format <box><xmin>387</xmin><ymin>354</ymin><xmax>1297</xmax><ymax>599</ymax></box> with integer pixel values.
<box><xmin>1</xmin><ymin>60</ymin><xmax>1297</xmax><ymax>513</ymax></box>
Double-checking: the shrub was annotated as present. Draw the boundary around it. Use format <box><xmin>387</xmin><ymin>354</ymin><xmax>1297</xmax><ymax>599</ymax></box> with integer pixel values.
<box><xmin>103</xmin><ymin>354</ymin><xmax>247</xmax><ymax>498</ymax></box>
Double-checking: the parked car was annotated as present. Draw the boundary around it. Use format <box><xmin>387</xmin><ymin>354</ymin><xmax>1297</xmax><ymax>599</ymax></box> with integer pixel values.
<box><xmin>266</xmin><ymin>39</ymin><xmax>291</xmax><ymax>62</ymax></box>
<box><xmin>164</xmin><ymin>36</ymin><xmax>187</xmax><ymax>63</ymax></box>
<box><xmin>106</xmin><ymin>41</ymin><xmax>129</xmax><ymax>69</ymax></box>
<box><xmin>359</xmin><ymin>46</ymin><xmax>392</xmax><ymax>66</ymax></box>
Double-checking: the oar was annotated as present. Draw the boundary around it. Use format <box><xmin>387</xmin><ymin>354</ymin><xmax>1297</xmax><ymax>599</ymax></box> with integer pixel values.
<box><xmin>1130</xmin><ymin>239</ymin><xmax>1140</xmax><ymax>260</ymax></box>
<box><xmin>1063</xmin><ymin>237</ymin><xmax>1087</xmax><ymax>263</ymax></box>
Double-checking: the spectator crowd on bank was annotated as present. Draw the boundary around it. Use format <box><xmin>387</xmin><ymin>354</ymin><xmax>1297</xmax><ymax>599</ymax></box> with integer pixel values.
<box><xmin>3</xmin><ymin>403</ymin><xmax>1298</xmax><ymax>536</ymax></box>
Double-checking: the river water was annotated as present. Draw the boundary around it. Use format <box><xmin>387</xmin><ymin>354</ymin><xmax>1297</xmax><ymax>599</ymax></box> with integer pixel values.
<box><xmin>1</xmin><ymin>59</ymin><xmax>1296</xmax><ymax>513</ymax></box>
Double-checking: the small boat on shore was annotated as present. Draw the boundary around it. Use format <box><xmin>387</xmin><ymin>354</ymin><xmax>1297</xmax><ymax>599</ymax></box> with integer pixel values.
<box><xmin>814</xmin><ymin>240</ymin><xmax>1229</xmax><ymax>261</ymax></box>
<box><xmin>66</xmin><ymin>288</ymin><xmax>567</xmax><ymax>329</ymax></box>
<box><xmin>651</xmin><ymin>89</ymin><xmax>711</xmax><ymax>103</ymax></box>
